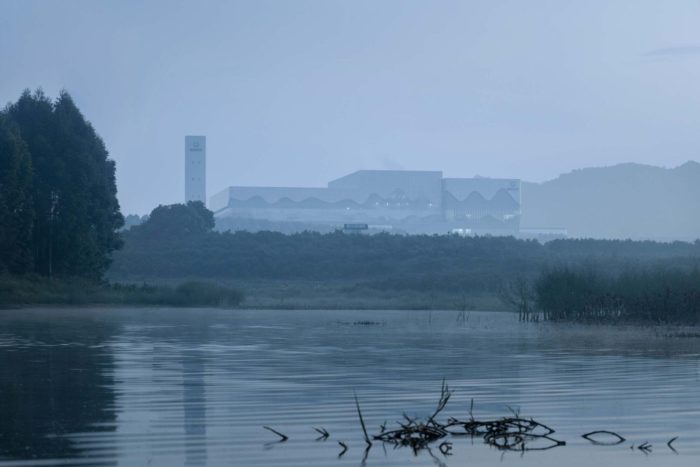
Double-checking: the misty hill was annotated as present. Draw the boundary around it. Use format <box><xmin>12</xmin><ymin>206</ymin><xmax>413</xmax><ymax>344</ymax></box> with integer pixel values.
<box><xmin>521</xmin><ymin>161</ymin><xmax>700</xmax><ymax>241</ymax></box>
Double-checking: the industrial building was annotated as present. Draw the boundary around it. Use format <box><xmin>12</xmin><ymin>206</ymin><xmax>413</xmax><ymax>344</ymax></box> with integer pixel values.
<box><xmin>209</xmin><ymin>170</ymin><xmax>521</xmax><ymax>235</ymax></box>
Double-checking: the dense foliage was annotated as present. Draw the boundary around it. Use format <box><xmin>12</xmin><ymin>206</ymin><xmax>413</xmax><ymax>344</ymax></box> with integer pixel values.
<box><xmin>534</xmin><ymin>266</ymin><xmax>700</xmax><ymax>324</ymax></box>
<box><xmin>0</xmin><ymin>90</ymin><xmax>123</xmax><ymax>279</ymax></box>
<box><xmin>112</xmin><ymin>203</ymin><xmax>700</xmax><ymax>297</ymax></box>
<box><xmin>0</xmin><ymin>113</ymin><xmax>33</xmax><ymax>273</ymax></box>
<box><xmin>138</xmin><ymin>201</ymin><xmax>214</xmax><ymax>238</ymax></box>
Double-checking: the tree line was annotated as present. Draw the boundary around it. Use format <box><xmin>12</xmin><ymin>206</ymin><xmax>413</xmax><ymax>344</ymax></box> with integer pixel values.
<box><xmin>0</xmin><ymin>90</ymin><xmax>123</xmax><ymax>280</ymax></box>
<box><xmin>111</xmin><ymin>202</ymin><xmax>700</xmax><ymax>296</ymax></box>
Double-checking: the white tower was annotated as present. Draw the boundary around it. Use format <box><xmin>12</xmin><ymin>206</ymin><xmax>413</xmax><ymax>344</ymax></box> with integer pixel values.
<box><xmin>185</xmin><ymin>135</ymin><xmax>206</xmax><ymax>204</ymax></box>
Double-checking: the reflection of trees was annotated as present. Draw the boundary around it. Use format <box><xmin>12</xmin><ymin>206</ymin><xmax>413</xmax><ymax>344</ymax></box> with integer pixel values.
<box><xmin>0</xmin><ymin>314</ymin><xmax>118</xmax><ymax>462</ymax></box>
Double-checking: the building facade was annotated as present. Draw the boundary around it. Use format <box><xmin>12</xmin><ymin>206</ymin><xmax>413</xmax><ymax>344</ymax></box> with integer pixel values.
<box><xmin>210</xmin><ymin>170</ymin><xmax>521</xmax><ymax>235</ymax></box>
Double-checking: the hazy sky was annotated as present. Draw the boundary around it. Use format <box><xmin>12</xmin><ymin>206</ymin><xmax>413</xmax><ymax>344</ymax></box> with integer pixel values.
<box><xmin>2</xmin><ymin>0</ymin><xmax>700</xmax><ymax>214</ymax></box>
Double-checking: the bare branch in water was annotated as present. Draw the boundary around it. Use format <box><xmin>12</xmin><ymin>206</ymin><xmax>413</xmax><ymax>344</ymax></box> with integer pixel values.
<box><xmin>581</xmin><ymin>430</ymin><xmax>625</xmax><ymax>445</ymax></box>
<box><xmin>354</xmin><ymin>393</ymin><xmax>373</xmax><ymax>447</ymax></box>
<box><xmin>263</xmin><ymin>426</ymin><xmax>288</xmax><ymax>442</ymax></box>
<box><xmin>667</xmin><ymin>436</ymin><xmax>679</xmax><ymax>453</ymax></box>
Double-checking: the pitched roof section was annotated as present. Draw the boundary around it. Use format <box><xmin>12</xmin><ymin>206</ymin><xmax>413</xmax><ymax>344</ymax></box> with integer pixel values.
<box><xmin>443</xmin><ymin>178</ymin><xmax>520</xmax><ymax>204</ymax></box>
<box><xmin>328</xmin><ymin>170</ymin><xmax>443</xmax><ymax>205</ymax></box>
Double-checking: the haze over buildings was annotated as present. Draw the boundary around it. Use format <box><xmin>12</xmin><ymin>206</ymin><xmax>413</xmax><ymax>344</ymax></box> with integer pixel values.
<box><xmin>186</xmin><ymin>137</ymin><xmax>522</xmax><ymax>235</ymax></box>
<box><xmin>190</xmin><ymin>137</ymin><xmax>700</xmax><ymax>240</ymax></box>
<box><xmin>211</xmin><ymin>170</ymin><xmax>521</xmax><ymax>235</ymax></box>
<box><xmin>3</xmin><ymin>1</ymin><xmax>700</xmax><ymax>216</ymax></box>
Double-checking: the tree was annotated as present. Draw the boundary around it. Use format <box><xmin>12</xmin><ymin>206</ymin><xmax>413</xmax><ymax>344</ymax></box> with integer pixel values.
<box><xmin>4</xmin><ymin>89</ymin><xmax>124</xmax><ymax>279</ymax></box>
<box><xmin>0</xmin><ymin>113</ymin><xmax>34</xmax><ymax>273</ymax></box>
<box><xmin>5</xmin><ymin>89</ymin><xmax>57</xmax><ymax>276</ymax></box>
<box><xmin>136</xmin><ymin>201</ymin><xmax>214</xmax><ymax>238</ymax></box>
<box><xmin>50</xmin><ymin>91</ymin><xmax>123</xmax><ymax>278</ymax></box>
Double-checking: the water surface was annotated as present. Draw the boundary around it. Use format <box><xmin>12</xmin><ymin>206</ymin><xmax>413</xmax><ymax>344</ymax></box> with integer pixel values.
<box><xmin>1</xmin><ymin>308</ymin><xmax>699</xmax><ymax>466</ymax></box>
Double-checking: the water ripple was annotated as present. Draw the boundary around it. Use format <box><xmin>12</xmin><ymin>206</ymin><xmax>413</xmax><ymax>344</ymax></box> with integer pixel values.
<box><xmin>0</xmin><ymin>308</ymin><xmax>699</xmax><ymax>466</ymax></box>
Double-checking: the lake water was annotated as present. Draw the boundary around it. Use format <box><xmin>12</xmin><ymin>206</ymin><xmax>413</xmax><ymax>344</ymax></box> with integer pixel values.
<box><xmin>1</xmin><ymin>308</ymin><xmax>699</xmax><ymax>466</ymax></box>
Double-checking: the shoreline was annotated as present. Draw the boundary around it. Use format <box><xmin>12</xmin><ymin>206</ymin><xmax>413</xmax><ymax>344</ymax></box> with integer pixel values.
<box><xmin>5</xmin><ymin>275</ymin><xmax>700</xmax><ymax>327</ymax></box>
<box><xmin>0</xmin><ymin>276</ymin><xmax>243</xmax><ymax>309</ymax></box>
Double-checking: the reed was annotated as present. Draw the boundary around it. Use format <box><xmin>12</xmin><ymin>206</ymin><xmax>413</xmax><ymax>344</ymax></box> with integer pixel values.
<box><xmin>533</xmin><ymin>266</ymin><xmax>700</xmax><ymax>324</ymax></box>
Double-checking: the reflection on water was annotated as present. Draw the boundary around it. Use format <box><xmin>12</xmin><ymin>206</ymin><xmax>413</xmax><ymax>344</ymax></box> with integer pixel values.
<box><xmin>0</xmin><ymin>311</ymin><xmax>117</xmax><ymax>465</ymax></box>
<box><xmin>183</xmin><ymin>345</ymin><xmax>207</xmax><ymax>466</ymax></box>
<box><xmin>1</xmin><ymin>308</ymin><xmax>699</xmax><ymax>466</ymax></box>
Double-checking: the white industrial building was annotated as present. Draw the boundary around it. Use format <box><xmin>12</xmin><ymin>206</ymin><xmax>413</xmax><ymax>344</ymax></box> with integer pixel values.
<box><xmin>210</xmin><ymin>170</ymin><xmax>521</xmax><ymax>235</ymax></box>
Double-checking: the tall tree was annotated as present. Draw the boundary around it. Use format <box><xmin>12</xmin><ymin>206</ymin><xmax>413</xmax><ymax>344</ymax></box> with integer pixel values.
<box><xmin>6</xmin><ymin>89</ymin><xmax>61</xmax><ymax>276</ymax></box>
<box><xmin>51</xmin><ymin>91</ymin><xmax>123</xmax><ymax>278</ymax></box>
<box><xmin>0</xmin><ymin>113</ymin><xmax>34</xmax><ymax>273</ymax></box>
<box><xmin>5</xmin><ymin>89</ymin><xmax>123</xmax><ymax>279</ymax></box>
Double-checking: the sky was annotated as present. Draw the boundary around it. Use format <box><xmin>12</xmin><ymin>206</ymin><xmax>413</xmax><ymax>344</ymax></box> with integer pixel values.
<box><xmin>2</xmin><ymin>0</ymin><xmax>700</xmax><ymax>215</ymax></box>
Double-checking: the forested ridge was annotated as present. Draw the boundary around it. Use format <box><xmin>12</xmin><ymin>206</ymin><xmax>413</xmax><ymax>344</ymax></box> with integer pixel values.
<box><xmin>522</xmin><ymin>161</ymin><xmax>700</xmax><ymax>240</ymax></box>
<box><xmin>0</xmin><ymin>90</ymin><xmax>123</xmax><ymax>279</ymax></box>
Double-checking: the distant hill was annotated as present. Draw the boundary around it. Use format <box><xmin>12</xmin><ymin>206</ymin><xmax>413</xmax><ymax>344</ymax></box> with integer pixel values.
<box><xmin>521</xmin><ymin>161</ymin><xmax>700</xmax><ymax>240</ymax></box>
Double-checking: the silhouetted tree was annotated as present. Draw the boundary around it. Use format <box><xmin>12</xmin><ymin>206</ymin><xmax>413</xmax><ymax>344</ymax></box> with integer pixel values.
<box><xmin>3</xmin><ymin>90</ymin><xmax>56</xmax><ymax>276</ymax></box>
<box><xmin>50</xmin><ymin>91</ymin><xmax>123</xmax><ymax>277</ymax></box>
<box><xmin>2</xmin><ymin>89</ymin><xmax>123</xmax><ymax>279</ymax></box>
<box><xmin>0</xmin><ymin>113</ymin><xmax>34</xmax><ymax>273</ymax></box>
<box><xmin>135</xmin><ymin>201</ymin><xmax>214</xmax><ymax>238</ymax></box>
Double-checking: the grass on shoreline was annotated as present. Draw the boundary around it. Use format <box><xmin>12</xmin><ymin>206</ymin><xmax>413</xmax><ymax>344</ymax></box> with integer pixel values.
<box><xmin>0</xmin><ymin>275</ymin><xmax>244</xmax><ymax>308</ymax></box>
<box><xmin>2</xmin><ymin>273</ymin><xmax>506</xmax><ymax>311</ymax></box>
<box><xmin>106</xmin><ymin>275</ymin><xmax>508</xmax><ymax>311</ymax></box>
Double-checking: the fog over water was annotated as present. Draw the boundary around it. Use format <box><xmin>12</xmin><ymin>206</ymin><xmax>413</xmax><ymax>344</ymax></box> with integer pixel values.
<box><xmin>1</xmin><ymin>308</ymin><xmax>699</xmax><ymax>466</ymax></box>
<box><xmin>2</xmin><ymin>0</ymin><xmax>700</xmax><ymax>214</ymax></box>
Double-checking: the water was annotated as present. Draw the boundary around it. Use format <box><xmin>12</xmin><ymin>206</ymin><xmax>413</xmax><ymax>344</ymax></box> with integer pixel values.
<box><xmin>1</xmin><ymin>308</ymin><xmax>699</xmax><ymax>466</ymax></box>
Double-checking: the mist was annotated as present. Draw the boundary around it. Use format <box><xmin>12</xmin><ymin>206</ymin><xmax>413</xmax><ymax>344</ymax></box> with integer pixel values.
<box><xmin>2</xmin><ymin>0</ymin><xmax>700</xmax><ymax>217</ymax></box>
<box><xmin>5</xmin><ymin>3</ymin><xmax>700</xmax><ymax>466</ymax></box>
